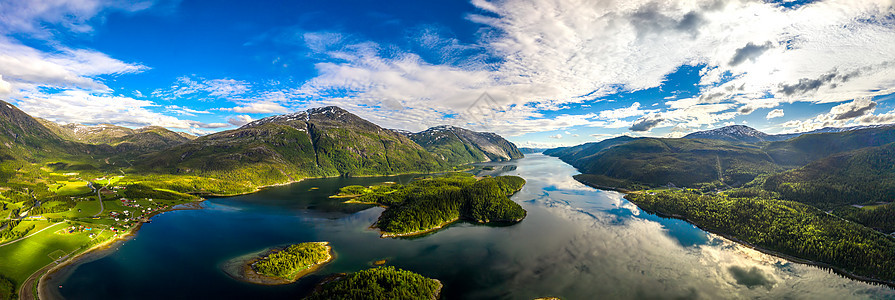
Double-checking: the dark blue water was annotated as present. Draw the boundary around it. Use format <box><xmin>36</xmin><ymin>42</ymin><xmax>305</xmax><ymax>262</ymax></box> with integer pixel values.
<box><xmin>52</xmin><ymin>155</ymin><xmax>894</xmax><ymax>299</ymax></box>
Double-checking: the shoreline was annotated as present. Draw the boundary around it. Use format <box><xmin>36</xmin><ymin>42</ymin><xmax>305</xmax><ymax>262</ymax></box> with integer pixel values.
<box><xmin>220</xmin><ymin>242</ymin><xmax>334</xmax><ymax>285</ymax></box>
<box><xmin>571</xmin><ymin>175</ymin><xmax>895</xmax><ymax>288</ymax></box>
<box><xmin>24</xmin><ymin>167</ymin><xmax>471</xmax><ymax>298</ymax></box>
<box><xmin>29</xmin><ymin>200</ymin><xmax>207</xmax><ymax>300</ymax></box>
<box><xmin>639</xmin><ymin>207</ymin><xmax>895</xmax><ymax>289</ymax></box>
<box><xmin>202</xmin><ymin>168</ymin><xmax>460</xmax><ymax>198</ymax></box>
<box><xmin>378</xmin><ymin>217</ymin><xmax>460</xmax><ymax>238</ymax></box>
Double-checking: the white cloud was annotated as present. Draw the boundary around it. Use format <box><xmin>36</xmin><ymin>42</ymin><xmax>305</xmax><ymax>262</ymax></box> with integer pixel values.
<box><xmin>0</xmin><ymin>75</ymin><xmax>11</xmax><ymax>95</ymax></box>
<box><xmin>766</xmin><ymin>109</ymin><xmax>784</xmax><ymax>119</ymax></box>
<box><xmin>0</xmin><ymin>0</ymin><xmax>154</xmax><ymax>35</ymax></box>
<box><xmin>221</xmin><ymin>101</ymin><xmax>290</xmax><ymax>114</ymax></box>
<box><xmin>0</xmin><ymin>36</ymin><xmax>148</xmax><ymax>92</ymax></box>
<box><xmin>152</xmin><ymin>76</ymin><xmax>250</xmax><ymax>100</ymax></box>
<box><xmin>780</xmin><ymin>98</ymin><xmax>895</xmax><ymax>132</ymax></box>
<box><xmin>5</xmin><ymin>0</ymin><xmax>894</xmax><ymax>138</ymax></box>
<box><xmin>13</xmin><ymin>90</ymin><xmax>211</xmax><ymax>130</ymax></box>
<box><xmin>629</xmin><ymin>113</ymin><xmax>666</xmax><ymax>132</ymax></box>
<box><xmin>164</xmin><ymin>105</ymin><xmax>211</xmax><ymax>117</ymax></box>
<box><xmin>266</xmin><ymin>0</ymin><xmax>895</xmax><ymax>136</ymax></box>
<box><xmin>227</xmin><ymin>115</ymin><xmax>253</xmax><ymax>127</ymax></box>
<box><xmin>597</xmin><ymin>102</ymin><xmax>657</xmax><ymax>120</ymax></box>
<box><xmin>548</xmin><ymin>134</ymin><xmax>562</xmax><ymax>139</ymax></box>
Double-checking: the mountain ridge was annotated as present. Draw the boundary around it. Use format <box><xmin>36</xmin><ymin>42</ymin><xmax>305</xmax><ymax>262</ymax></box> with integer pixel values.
<box><xmin>408</xmin><ymin>125</ymin><xmax>523</xmax><ymax>165</ymax></box>
<box><xmin>683</xmin><ymin>124</ymin><xmax>895</xmax><ymax>143</ymax></box>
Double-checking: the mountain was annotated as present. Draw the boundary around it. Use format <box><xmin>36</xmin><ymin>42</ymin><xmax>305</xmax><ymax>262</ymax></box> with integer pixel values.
<box><xmin>571</xmin><ymin>138</ymin><xmax>782</xmax><ymax>188</ymax></box>
<box><xmin>135</xmin><ymin>106</ymin><xmax>452</xmax><ymax>186</ymax></box>
<box><xmin>551</xmin><ymin>125</ymin><xmax>895</xmax><ymax>191</ymax></box>
<box><xmin>683</xmin><ymin>125</ymin><xmax>779</xmax><ymax>143</ymax></box>
<box><xmin>764</xmin><ymin>126</ymin><xmax>895</xmax><ymax>167</ymax></box>
<box><xmin>408</xmin><ymin>125</ymin><xmax>523</xmax><ymax>165</ymax></box>
<box><xmin>771</xmin><ymin>124</ymin><xmax>895</xmax><ymax>141</ymax></box>
<box><xmin>543</xmin><ymin>136</ymin><xmax>642</xmax><ymax>164</ymax></box>
<box><xmin>110</xmin><ymin>126</ymin><xmax>192</xmax><ymax>153</ymax></box>
<box><xmin>518</xmin><ymin>147</ymin><xmax>546</xmax><ymax>154</ymax></box>
<box><xmin>762</xmin><ymin>141</ymin><xmax>895</xmax><ymax>209</ymax></box>
<box><xmin>59</xmin><ymin>123</ymin><xmax>136</xmax><ymax>144</ymax></box>
<box><xmin>0</xmin><ymin>100</ymin><xmax>108</xmax><ymax>182</ymax></box>
<box><xmin>0</xmin><ymin>100</ymin><xmax>82</xmax><ymax>161</ymax></box>
<box><xmin>683</xmin><ymin>124</ymin><xmax>895</xmax><ymax>143</ymax></box>
<box><xmin>34</xmin><ymin>120</ymin><xmax>193</xmax><ymax>156</ymax></box>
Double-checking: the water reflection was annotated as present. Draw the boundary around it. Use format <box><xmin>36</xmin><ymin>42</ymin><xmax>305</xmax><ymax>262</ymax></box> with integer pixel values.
<box><xmin>476</xmin><ymin>154</ymin><xmax>894</xmax><ymax>299</ymax></box>
<box><xmin>53</xmin><ymin>154</ymin><xmax>894</xmax><ymax>300</ymax></box>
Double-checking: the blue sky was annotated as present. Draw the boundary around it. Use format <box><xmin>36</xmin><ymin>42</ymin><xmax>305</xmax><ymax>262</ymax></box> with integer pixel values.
<box><xmin>1</xmin><ymin>0</ymin><xmax>894</xmax><ymax>147</ymax></box>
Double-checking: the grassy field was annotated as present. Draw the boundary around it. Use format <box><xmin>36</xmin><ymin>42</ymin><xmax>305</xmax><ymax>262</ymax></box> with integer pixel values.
<box><xmin>94</xmin><ymin>176</ymin><xmax>124</xmax><ymax>187</ymax></box>
<box><xmin>0</xmin><ymin>170</ymin><xmax>199</xmax><ymax>295</ymax></box>
<box><xmin>47</xmin><ymin>180</ymin><xmax>92</xmax><ymax>196</ymax></box>
<box><xmin>0</xmin><ymin>221</ymin><xmax>107</xmax><ymax>285</ymax></box>
<box><xmin>42</xmin><ymin>200</ymin><xmax>103</xmax><ymax>219</ymax></box>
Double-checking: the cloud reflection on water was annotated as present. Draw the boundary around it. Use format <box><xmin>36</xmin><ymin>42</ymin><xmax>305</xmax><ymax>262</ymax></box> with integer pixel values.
<box><xmin>491</xmin><ymin>154</ymin><xmax>894</xmax><ymax>299</ymax></box>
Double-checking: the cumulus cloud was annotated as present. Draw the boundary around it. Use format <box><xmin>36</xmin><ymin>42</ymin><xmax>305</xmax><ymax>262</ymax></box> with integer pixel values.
<box><xmin>729</xmin><ymin>42</ymin><xmax>773</xmax><ymax>66</ymax></box>
<box><xmin>5</xmin><ymin>0</ymin><xmax>895</xmax><ymax>138</ymax></box>
<box><xmin>855</xmin><ymin>112</ymin><xmax>895</xmax><ymax>125</ymax></box>
<box><xmin>830</xmin><ymin>98</ymin><xmax>876</xmax><ymax>120</ymax></box>
<box><xmin>766</xmin><ymin>109</ymin><xmax>784</xmax><ymax>119</ymax></box>
<box><xmin>254</xmin><ymin>0</ymin><xmax>895</xmax><ymax>137</ymax></box>
<box><xmin>13</xmin><ymin>90</ymin><xmax>215</xmax><ymax>132</ymax></box>
<box><xmin>629</xmin><ymin>114</ymin><xmax>665</xmax><ymax>132</ymax></box>
<box><xmin>227</xmin><ymin>115</ymin><xmax>253</xmax><ymax>127</ymax></box>
<box><xmin>548</xmin><ymin>134</ymin><xmax>563</xmax><ymax>139</ymax></box>
<box><xmin>0</xmin><ymin>0</ymin><xmax>209</xmax><ymax>133</ymax></box>
<box><xmin>780</xmin><ymin>98</ymin><xmax>894</xmax><ymax>132</ymax></box>
<box><xmin>0</xmin><ymin>75</ymin><xmax>11</xmax><ymax>95</ymax></box>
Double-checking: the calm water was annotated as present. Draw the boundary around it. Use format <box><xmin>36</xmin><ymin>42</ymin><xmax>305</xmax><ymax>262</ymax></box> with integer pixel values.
<box><xmin>52</xmin><ymin>154</ymin><xmax>895</xmax><ymax>299</ymax></box>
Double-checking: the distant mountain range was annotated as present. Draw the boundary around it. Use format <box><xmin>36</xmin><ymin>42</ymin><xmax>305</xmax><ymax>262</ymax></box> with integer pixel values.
<box><xmin>683</xmin><ymin>124</ymin><xmax>895</xmax><ymax>143</ymax></box>
<box><xmin>546</xmin><ymin>123</ymin><xmax>895</xmax><ymax>190</ymax></box>
<box><xmin>517</xmin><ymin>147</ymin><xmax>547</xmax><ymax>154</ymax></box>
<box><xmin>0</xmin><ymin>100</ymin><xmax>522</xmax><ymax>191</ymax></box>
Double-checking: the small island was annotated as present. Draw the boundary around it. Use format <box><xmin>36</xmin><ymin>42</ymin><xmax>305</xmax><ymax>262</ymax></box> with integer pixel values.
<box><xmin>335</xmin><ymin>173</ymin><xmax>527</xmax><ymax>237</ymax></box>
<box><xmin>222</xmin><ymin>242</ymin><xmax>334</xmax><ymax>285</ymax></box>
<box><xmin>305</xmin><ymin>266</ymin><xmax>442</xmax><ymax>300</ymax></box>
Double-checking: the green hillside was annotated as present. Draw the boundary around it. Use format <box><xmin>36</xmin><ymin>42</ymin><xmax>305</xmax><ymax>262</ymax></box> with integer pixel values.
<box><xmin>550</xmin><ymin>126</ymin><xmax>895</xmax><ymax>191</ymax></box>
<box><xmin>134</xmin><ymin>106</ymin><xmax>452</xmax><ymax>189</ymax></box>
<box><xmin>762</xmin><ymin>142</ymin><xmax>895</xmax><ymax>209</ymax></box>
<box><xmin>572</xmin><ymin>138</ymin><xmax>782</xmax><ymax>188</ymax></box>
<box><xmin>409</xmin><ymin>125</ymin><xmax>523</xmax><ymax>165</ymax></box>
<box><xmin>542</xmin><ymin>136</ymin><xmax>642</xmax><ymax>164</ymax></box>
<box><xmin>108</xmin><ymin>126</ymin><xmax>192</xmax><ymax>154</ymax></box>
<box><xmin>764</xmin><ymin>126</ymin><xmax>895</xmax><ymax>167</ymax></box>
<box><xmin>337</xmin><ymin>173</ymin><xmax>526</xmax><ymax>236</ymax></box>
<box><xmin>627</xmin><ymin>191</ymin><xmax>895</xmax><ymax>284</ymax></box>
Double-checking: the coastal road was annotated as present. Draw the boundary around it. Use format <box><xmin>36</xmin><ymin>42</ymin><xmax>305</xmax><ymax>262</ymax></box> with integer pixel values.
<box><xmin>0</xmin><ymin>222</ymin><xmax>64</xmax><ymax>248</ymax></box>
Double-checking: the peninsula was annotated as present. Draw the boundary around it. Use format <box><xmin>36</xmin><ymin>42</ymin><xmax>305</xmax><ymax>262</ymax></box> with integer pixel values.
<box><xmin>335</xmin><ymin>173</ymin><xmax>527</xmax><ymax>237</ymax></box>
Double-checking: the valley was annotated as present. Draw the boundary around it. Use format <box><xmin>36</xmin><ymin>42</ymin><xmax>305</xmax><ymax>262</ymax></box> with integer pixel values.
<box><xmin>0</xmin><ymin>100</ymin><xmax>524</xmax><ymax>299</ymax></box>
<box><xmin>2</xmin><ymin>97</ymin><xmax>895</xmax><ymax>298</ymax></box>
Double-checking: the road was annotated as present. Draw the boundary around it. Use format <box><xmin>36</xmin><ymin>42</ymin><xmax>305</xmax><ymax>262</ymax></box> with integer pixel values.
<box><xmin>92</xmin><ymin>188</ymin><xmax>104</xmax><ymax>218</ymax></box>
<box><xmin>0</xmin><ymin>222</ymin><xmax>64</xmax><ymax>248</ymax></box>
